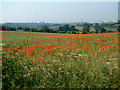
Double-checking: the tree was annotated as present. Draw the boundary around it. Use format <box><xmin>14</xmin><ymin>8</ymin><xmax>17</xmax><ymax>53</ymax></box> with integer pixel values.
<box><xmin>58</xmin><ymin>25</ymin><xmax>79</xmax><ymax>33</ymax></box>
<box><xmin>100</xmin><ymin>27</ymin><xmax>107</xmax><ymax>33</ymax></box>
<box><xmin>23</xmin><ymin>27</ymin><xmax>31</xmax><ymax>31</ymax></box>
<box><xmin>71</xmin><ymin>31</ymin><xmax>76</xmax><ymax>34</ymax></box>
<box><xmin>94</xmin><ymin>23</ymin><xmax>100</xmax><ymax>33</ymax></box>
<box><xmin>82</xmin><ymin>23</ymin><xmax>90</xmax><ymax>34</ymax></box>
<box><xmin>9</xmin><ymin>27</ymin><xmax>16</xmax><ymax>31</ymax></box>
<box><xmin>31</xmin><ymin>28</ymin><xmax>38</xmax><ymax>32</ymax></box>
<box><xmin>117</xmin><ymin>25</ymin><xmax>120</xmax><ymax>32</ymax></box>
<box><xmin>58</xmin><ymin>25</ymin><xmax>70</xmax><ymax>31</ymax></box>
<box><xmin>41</xmin><ymin>25</ymin><xmax>51</xmax><ymax>33</ymax></box>
<box><xmin>70</xmin><ymin>25</ymin><xmax>76</xmax><ymax>31</ymax></box>
<box><xmin>2</xmin><ymin>26</ymin><xmax>7</xmax><ymax>30</ymax></box>
<box><xmin>63</xmin><ymin>24</ymin><xmax>70</xmax><ymax>31</ymax></box>
<box><xmin>50</xmin><ymin>30</ymin><xmax>58</xmax><ymax>33</ymax></box>
<box><xmin>17</xmin><ymin>26</ymin><xmax>23</xmax><ymax>30</ymax></box>
<box><xmin>58</xmin><ymin>26</ymin><xmax>64</xmax><ymax>31</ymax></box>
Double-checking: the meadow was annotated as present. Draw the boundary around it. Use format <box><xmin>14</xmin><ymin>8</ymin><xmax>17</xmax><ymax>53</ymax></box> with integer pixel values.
<box><xmin>1</xmin><ymin>31</ymin><xmax>119</xmax><ymax>88</ymax></box>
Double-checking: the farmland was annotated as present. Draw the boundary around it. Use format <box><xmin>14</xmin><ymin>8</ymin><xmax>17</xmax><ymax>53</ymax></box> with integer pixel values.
<box><xmin>1</xmin><ymin>31</ymin><xmax>119</xmax><ymax>88</ymax></box>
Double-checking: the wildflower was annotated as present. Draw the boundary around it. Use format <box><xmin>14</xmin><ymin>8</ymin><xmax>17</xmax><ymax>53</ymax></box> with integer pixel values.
<box><xmin>31</xmin><ymin>62</ymin><xmax>34</xmax><ymax>64</ymax></box>
<box><xmin>39</xmin><ymin>50</ymin><xmax>42</xmax><ymax>51</ymax></box>
<box><xmin>2</xmin><ymin>60</ymin><xmax>5</xmax><ymax>62</ymax></box>
<box><xmin>38</xmin><ymin>58</ymin><xmax>41</xmax><ymax>59</ymax></box>
<box><xmin>78</xmin><ymin>54</ymin><xmax>82</xmax><ymax>56</ymax></box>
<box><xmin>27</xmin><ymin>46</ymin><xmax>31</xmax><ymax>49</ymax></box>
<box><xmin>37</xmin><ymin>55</ymin><xmax>40</xmax><ymax>57</ymax></box>
<box><xmin>11</xmin><ymin>59</ymin><xmax>15</xmax><ymax>61</ymax></box>
<box><xmin>106</xmin><ymin>62</ymin><xmax>111</xmax><ymax>65</ymax></box>
<box><xmin>65</xmin><ymin>59</ymin><xmax>68</xmax><ymax>61</ymax></box>
<box><xmin>34</xmin><ymin>42</ymin><xmax>38</xmax><ymax>43</ymax></box>
<box><xmin>23</xmin><ymin>74</ymin><xmax>27</xmax><ymax>77</ymax></box>
<box><xmin>41</xmin><ymin>60</ymin><xmax>45</xmax><ymax>64</ymax></box>
<box><xmin>0</xmin><ymin>43</ymin><xmax>5</xmax><ymax>46</ymax></box>
<box><xmin>115</xmin><ymin>46</ymin><xmax>118</xmax><ymax>48</ymax></box>
<box><xmin>53</xmin><ymin>53</ymin><xmax>56</xmax><ymax>55</ymax></box>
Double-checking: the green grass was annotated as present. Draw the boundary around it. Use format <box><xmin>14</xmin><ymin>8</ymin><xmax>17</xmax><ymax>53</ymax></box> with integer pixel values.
<box><xmin>1</xmin><ymin>31</ymin><xmax>119</xmax><ymax>88</ymax></box>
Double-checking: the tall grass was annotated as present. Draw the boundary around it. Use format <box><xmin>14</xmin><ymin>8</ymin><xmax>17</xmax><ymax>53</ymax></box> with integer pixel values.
<box><xmin>2</xmin><ymin>32</ymin><xmax>119</xmax><ymax>88</ymax></box>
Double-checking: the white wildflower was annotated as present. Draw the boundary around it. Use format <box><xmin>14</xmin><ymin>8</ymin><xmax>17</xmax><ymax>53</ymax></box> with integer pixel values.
<box><xmin>0</xmin><ymin>43</ymin><xmax>5</xmax><ymax>46</ymax></box>
<box><xmin>23</xmin><ymin>74</ymin><xmax>27</xmax><ymax>77</ymax></box>
<box><xmin>106</xmin><ymin>62</ymin><xmax>111</xmax><ymax>65</ymax></box>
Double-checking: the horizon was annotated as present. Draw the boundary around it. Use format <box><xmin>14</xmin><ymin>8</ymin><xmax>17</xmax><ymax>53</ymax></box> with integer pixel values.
<box><xmin>0</xmin><ymin>20</ymin><xmax>118</xmax><ymax>24</ymax></box>
<box><xmin>0</xmin><ymin>2</ymin><xmax>118</xmax><ymax>23</ymax></box>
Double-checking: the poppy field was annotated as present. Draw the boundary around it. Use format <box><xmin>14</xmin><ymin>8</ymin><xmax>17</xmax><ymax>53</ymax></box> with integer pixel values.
<box><xmin>1</xmin><ymin>31</ymin><xmax>119</xmax><ymax>88</ymax></box>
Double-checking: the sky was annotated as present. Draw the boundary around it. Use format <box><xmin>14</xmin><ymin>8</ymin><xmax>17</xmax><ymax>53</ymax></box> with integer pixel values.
<box><xmin>0</xmin><ymin>0</ymin><xmax>118</xmax><ymax>23</ymax></box>
<box><xmin>0</xmin><ymin>0</ymin><xmax>119</xmax><ymax>2</ymax></box>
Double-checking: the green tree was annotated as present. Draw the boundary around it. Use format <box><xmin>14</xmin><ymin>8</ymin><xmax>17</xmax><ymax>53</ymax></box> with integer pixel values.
<box><xmin>9</xmin><ymin>27</ymin><xmax>16</xmax><ymax>31</ymax></box>
<box><xmin>2</xmin><ymin>26</ymin><xmax>7</xmax><ymax>30</ymax></box>
<box><xmin>58</xmin><ymin>26</ymin><xmax>64</xmax><ymax>31</ymax></box>
<box><xmin>58</xmin><ymin>25</ymin><xmax>79</xmax><ymax>33</ymax></box>
<box><xmin>100</xmin><ymin>27</ymin><xmax>107</xmax><ymax>33</ymax></box>
<box><xmin>71</xmin><ymin>31</ymin><xmax>76</xmax><ymax>34</ymax></box>
<box><xmin>58</xmin><ymin>25</ymin><xmax>70</xmax><ymax>32</ymax></box>
<box><xmin>63</xmin><ymin>24</ymin><xmax>70</xmax><ymax>31</ymax></box>
<box><xmin>31</xmin><ymin>28</ymin><xmax>38</xmax><ymax>32</ymax></box>
<box><xmin>117</xmin><ymin>25</ymin><xmax>120</xmax><ymax>32</ymax></box>
<box><xmin>70</xmin><ymin>25</ymin><xmax>76</xmax><ymax>31</ymax></box>
<box><xmin>94</xmin><ymin>23</ymin><xmax>100</xmax><ymax>33</ymax></box>
<box><xmin>41</xmin><ymin>25</ymin><xmax>51</xmax><ymax>33</ymax></box>
<box><xmin>82</xmin><ymin>23</ymin><xmax>90</xmax><ymax>34</ymax></box>
<box><xmin>23</xmin><ymin>27</ymin><xmax>31</xmax><ymax>31</ymax></box>
<box><xmin>17</xmin><ymin>26</ymin><xmax>23</xmax><ymax>30</ymax></box>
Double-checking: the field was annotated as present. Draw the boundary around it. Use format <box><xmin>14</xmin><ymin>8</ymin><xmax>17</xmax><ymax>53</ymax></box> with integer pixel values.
<box><xmin>1</xmin><ymin>31</ymin><xmax>119</xmax><ymax>88</ymax></box>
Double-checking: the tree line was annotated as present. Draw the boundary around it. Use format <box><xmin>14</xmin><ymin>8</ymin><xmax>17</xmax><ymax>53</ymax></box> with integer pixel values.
<box><xmin>1</xmin><ymin>24</ymin><xmax>79</xmax><ymax>34</ymax></box>
<box><xmin>82</xmin><ymin>23</ymin><xmax>108</xmax><ymax>34</ymax></box>
<box><xmin>1</xmin><ymin>23</ymin><xmax>119</xmax><ymax>34</ymax></box>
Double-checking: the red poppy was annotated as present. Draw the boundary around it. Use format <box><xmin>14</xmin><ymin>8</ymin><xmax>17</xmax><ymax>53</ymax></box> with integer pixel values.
<box><xmin>41</xmin><ymin>60</ymin><xmax>45</xmax><ymax>64</ymax></box>
<box><xmin>31</xmin><ymin>62</ymin><xmax>34</xmax><ymax>64</ymax></box>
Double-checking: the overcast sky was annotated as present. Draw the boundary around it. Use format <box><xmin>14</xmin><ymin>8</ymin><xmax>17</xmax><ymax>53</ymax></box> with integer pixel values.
<box><xmin>0</xmin><ymin>1</ymin><xmax>118</xmax><ymax>23</ymax></box>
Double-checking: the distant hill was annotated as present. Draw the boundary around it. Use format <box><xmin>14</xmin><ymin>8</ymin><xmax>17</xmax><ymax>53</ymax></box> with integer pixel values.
<box><xmin>1</xmin><ymin>22</ymin><xmax>61</xmax><ymax>28</ymax></box>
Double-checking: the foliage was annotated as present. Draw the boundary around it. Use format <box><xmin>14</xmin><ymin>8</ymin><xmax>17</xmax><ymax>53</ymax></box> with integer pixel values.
<box><xmin>23</xmin><ymin>27</ymin><xmax>31</xmax><ymax>31</ymax></box>
<box><xmin>1</xmin><ymin>23</ymin><xmax>118</xmax><ymax>34</ymax></box>
<box><xmin>1</xmin><ymin>31</ymin><xmax>119</xmax><ymax>88</ymax></box>
<box><xmin>58</xmin><ymin>25</ymin><xmax>79</xmax><ymax>33</ymax></box>
<box><xmin>117</xmin><ymin>25</ymin><xmax>120</xmax><ymax>32</ymax></box>
<box><xmin>94</xmin><ymin>23</ymin><xmax>100</xmax><ymax>33</ymax></box>
<box><xmin>41</xmin><ymin>25</ymin><xmax>51</xmax><ymax>33</ymax></box>
<box><xmin>100</xmin><ymin>27</ymin><xmax>107</xmax><ymax>33</ymax></box>
<box><xmin>17</xmin><ymin>26</ymin><xmax>23</xmax><ymax>30</ymax></box>
<box><xmin>82</xmin><ymin>23</ymin><xmax>90</xmax><ymax>34</ymax></box>
<box><xmin>2</xmin><ymin>26</ymin><xmax>16</xmax><ymax>31</ymax></box>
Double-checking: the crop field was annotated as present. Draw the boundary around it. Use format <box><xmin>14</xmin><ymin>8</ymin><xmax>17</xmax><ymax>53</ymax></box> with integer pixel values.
<box><xmin>1</xmin><ymin>31</ymin><xmax>119</xmax><ymax>88</ymax></box>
